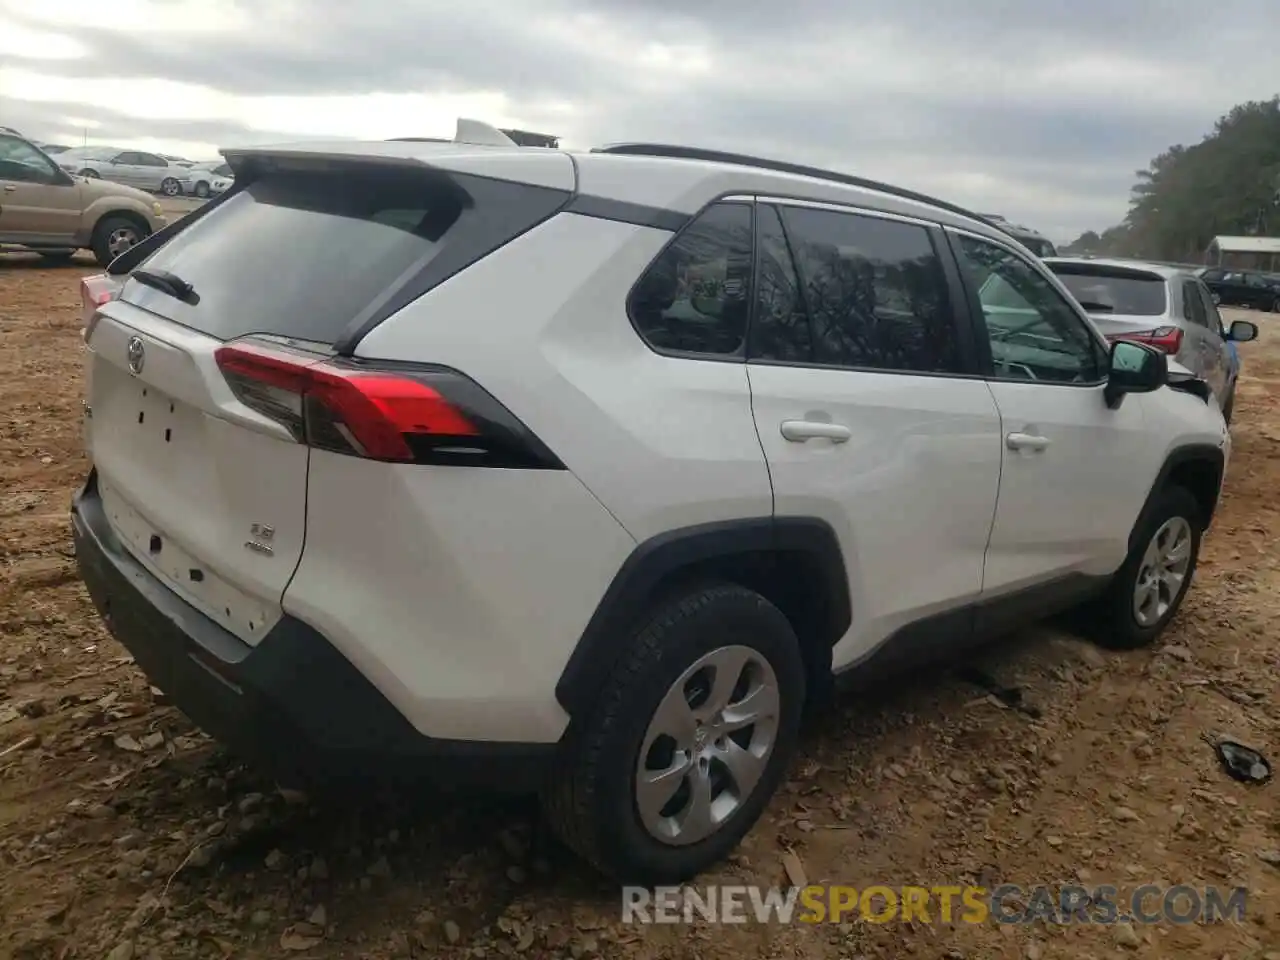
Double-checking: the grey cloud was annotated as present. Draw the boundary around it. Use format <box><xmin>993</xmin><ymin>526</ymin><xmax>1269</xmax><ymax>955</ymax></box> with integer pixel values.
<box><xmin>6</xmin><ymin>0</ymin><xmax>1280</xmax><ymax>238</ymax></box>
<box><xmin>0</xmin><ymin>94</ymin><xmax>337</xmax><ymax>156</ymax></box>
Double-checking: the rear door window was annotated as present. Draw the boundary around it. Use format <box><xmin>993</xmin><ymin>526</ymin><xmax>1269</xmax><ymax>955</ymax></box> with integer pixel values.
<box><xmin>123</xmin><ymin>167</ymin><xmax>567</xmax><ymax>345</ymax></box>
<box><xmin>778</xmin><ymin>205</ymin><xmax>962</xmax><ymax>374</ymax></box>
<box><xmin>749</xmin><ymin>204</ymin><xmax>811</xmax><ymax>363</ymax></box>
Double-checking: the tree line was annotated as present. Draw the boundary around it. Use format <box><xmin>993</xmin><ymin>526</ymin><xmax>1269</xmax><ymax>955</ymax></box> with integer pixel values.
<box><xmin>1062</xmin><ymin>96</ymin><xmax>1280</xmax><ymax>261</ymax></box>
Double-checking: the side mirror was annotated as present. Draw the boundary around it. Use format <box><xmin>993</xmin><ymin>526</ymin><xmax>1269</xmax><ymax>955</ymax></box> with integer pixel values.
<box><xmin>1227</xmin><ymin>320</ymin><xmax>1258</xmax><ymax>343</ymax></box>
<box><xmin>1105</xmin><ymin>339</ymin><xmax>1167</xmax><ymax>408</ymax></box>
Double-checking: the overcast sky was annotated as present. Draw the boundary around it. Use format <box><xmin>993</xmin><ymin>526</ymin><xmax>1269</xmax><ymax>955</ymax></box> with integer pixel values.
<box><xmin>2</xmin><ymin>0</ymin><xmax>1277</xmax><ymax>241</ymax></box>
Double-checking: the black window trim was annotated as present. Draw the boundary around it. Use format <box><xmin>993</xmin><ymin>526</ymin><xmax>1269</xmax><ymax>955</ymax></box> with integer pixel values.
<box><xmin>624</xmin><ymin>191</ymin><xmax>987</xmax><ymax>378</ymax></box>
<box><xmin>742</xmin><ymin>197</ymin><xmax>983</xmax><ymax>380</ymax></box>
<box><xmin>943</xmin><ymin>225</ymin><xmax>1111</xmax><ymax>389</ymax></box>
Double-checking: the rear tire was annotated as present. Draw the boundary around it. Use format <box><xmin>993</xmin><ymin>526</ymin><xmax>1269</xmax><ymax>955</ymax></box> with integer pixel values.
<box><xmin>543</xmin><ymin>582</ymin><xmax>805</xmax><ymax>884</ymax></box>
<box><xmin>160</xmin><ymin>177</ymin><xmax>181</xmax><ymax>197</ymax></box>
<box><xmin>91</xmin><ymin>216</ymin><xmax>145</xmax><ymax>267</ymax></box>
<box><xmin>1092</xmin><ymin>485</ymin><xmax>1202</xmax><ymax>650</ymax></box>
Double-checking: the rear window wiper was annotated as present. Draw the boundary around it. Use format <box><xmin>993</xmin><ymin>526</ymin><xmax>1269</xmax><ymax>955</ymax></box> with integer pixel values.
<box><xmin>131</xmin><ymin>268</ymin><xmax>199</xmax><ymax>305</ymax></box>
<box><xmin>1075</xmin><ymin>300</ymin><xmax>1114</xmax><ymax>312</ymax></box>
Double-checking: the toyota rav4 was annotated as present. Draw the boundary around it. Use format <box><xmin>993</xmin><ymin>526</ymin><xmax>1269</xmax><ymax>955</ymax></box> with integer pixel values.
<box><xmin>72</xmin><ymin>123</ymin><xmax>1231</xmax><ymax>884</ymax></box>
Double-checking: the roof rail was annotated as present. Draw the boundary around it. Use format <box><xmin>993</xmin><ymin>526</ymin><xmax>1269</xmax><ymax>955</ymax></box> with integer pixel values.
<box><xmin>592</xmin><ymin>142</ymin><xmax>999</xmax><ymax>230</ymax></box>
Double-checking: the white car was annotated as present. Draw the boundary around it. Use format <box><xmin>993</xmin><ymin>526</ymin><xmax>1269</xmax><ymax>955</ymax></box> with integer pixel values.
<box><xmin>183</xmin><ymin>162</ymin><xmax>233</xmax><ymax>199</ymax></box>
<box><xmin>72</xmin><ymin>121</ymin><xmax>1230</xmax><ymax>884</ymax></box>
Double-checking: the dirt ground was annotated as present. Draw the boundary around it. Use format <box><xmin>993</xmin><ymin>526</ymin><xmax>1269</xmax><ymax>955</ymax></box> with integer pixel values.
<box><xmin>1</xmin><ymin>252</ymin><xmax>1278</xmax><ymax>960</ymax></box>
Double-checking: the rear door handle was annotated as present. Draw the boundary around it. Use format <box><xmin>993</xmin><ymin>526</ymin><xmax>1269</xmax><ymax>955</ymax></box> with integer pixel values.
<box><xmin>1006</xmin><ymin>431</ymin><xmax>1050</xmax><ymax>452</ymax></box>
<box><xmin>781</xmin><ymin>420</ymin><xmax>851</xmax><ymax>443</ymax></box>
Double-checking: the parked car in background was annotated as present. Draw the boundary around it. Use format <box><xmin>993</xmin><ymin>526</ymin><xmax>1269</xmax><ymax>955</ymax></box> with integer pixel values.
<box><xmin>1044</xmin><ymin>257</ymin><xmax>1257</xmax><ymax>422</ymax></box>
<box><xmin>57</xmin><ymin>147</ymin><xmax>191</xmax><ymax>197</ymax></box>
<box><xmin>1199</xmin><ymin>267</ymin><xmax>1280</xmax><ymax>312</ymax></box>
<box><xmin>980</xmin><ymin>213</ymin><xmax>1058</xmax><ymax>258</ymax></box>
<box><xmin>184</xmin><ymin>161</ymin><xmax>234</xmax><ymax>198</ymax></box>
<box><xmin>0</xmin><ymin>131</ymin><xmax>166</xmax><ymax>265</ymax></box>
<box><xmin>37</xmin><ymin>143</ymin><xmax>72</xmax><ymax>155</ymax></box>
<box><xmin>161</xmin><ymin>154</ymin><xmax>195</xmax><ymax>168</ymax></box>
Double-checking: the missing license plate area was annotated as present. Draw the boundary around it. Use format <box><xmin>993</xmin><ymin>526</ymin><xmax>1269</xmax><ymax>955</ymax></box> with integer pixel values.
<box><xmin>99</xmin><ymin>478</ymin><xmax>272</xmax><ymax>642</ymax></box>
<box><xmin>133</xmin><ymin>384</ymin><xmax>179</xmax><ymax>445</ymax></box>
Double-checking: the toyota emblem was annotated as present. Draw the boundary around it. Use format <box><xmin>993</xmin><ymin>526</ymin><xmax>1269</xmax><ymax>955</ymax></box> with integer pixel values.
<box><xmin>126</xmin><ymin>336</ymin><xmax>145</xmax><ymax>376</ymax></box>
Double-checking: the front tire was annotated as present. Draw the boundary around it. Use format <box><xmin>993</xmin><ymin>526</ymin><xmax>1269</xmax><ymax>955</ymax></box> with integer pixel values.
<box><xmin>91</xmin><ymin>216</ymin><xmax>145</xmax><ymax>267</ymax></box>
<box><xmin>543</xmin><ymin>583</ymin><xmax>805</xmax><ymax>884</ymax></box>
<box><xmin>1094</xmin><ymin>486</ymin><xmax>1202</xmax><ymax>650</ymax></box>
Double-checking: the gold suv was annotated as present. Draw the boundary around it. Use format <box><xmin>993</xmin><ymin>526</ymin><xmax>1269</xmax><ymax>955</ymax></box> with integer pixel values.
<box><xmin>0</xmin><ymin>132</ymin><xmax>166</xmax><ymax>266</ymax></box>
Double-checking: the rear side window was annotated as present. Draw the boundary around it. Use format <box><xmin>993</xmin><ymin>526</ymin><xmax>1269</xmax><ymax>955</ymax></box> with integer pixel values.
<box><xmin>124</xmin><ymin>168</ymin><xmax>568</xmax><ymax>345</ymax></box>
<box><xmin>778</xmin><ymin>206</ymin><xmax>961</xmax><ymax>374</ymax></box>
<box><xmin>628</xmin><ymin>202</ymin><xmax>753</xmax><ymax>357</ymax></box>
<box><xmin>1048</xmin><ymin>267</ymin><xmax>1167</xmax><ymax>316</ymax></box>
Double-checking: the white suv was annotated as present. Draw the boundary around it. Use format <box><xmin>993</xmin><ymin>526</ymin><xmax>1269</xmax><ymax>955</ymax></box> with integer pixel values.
<box><xmin>73</xmin><ymin>124</ymin><xmax>1230</xmax><ymax>884</ymax></box>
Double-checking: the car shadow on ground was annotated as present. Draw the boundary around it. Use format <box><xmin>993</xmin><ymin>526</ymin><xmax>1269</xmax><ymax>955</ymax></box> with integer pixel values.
<box><xmin>94</xmin><ymin>616</ymin><xmax>1096</xmax><ymax>937</ymax></box>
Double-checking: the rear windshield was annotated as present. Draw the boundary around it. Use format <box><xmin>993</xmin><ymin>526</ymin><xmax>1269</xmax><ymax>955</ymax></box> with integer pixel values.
<box><xmin>1047</xmin><ymin>267</ymin><xmax>1167</xmax><ymax>316</ymax></box>
<box><xmin>123</xmin><ymin>167</ymin><xmax>564</xmax><ymax>345</ymax></box>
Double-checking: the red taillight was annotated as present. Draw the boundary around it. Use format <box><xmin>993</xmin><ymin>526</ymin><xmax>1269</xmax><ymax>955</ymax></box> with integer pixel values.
<box><xmin>214</xmin><ymin>341</ymin><xmax>560</xmax><ymax>469</ymax></box>
<box><xmin>1105</xmin><ymin>326</ymin><xmax>1183</xmax><ymax>354</ymax></box>
<box><xmin>80</xmin><ymin>274</ymin><xmax>122</xmax><ymax>340</ymax></box>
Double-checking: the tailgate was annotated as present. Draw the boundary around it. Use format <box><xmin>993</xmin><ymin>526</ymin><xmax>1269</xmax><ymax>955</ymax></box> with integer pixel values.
<box><xmin>85</xmin><ymin>300</ymin><xmax>310</xmax><ymax>645</ymax></box>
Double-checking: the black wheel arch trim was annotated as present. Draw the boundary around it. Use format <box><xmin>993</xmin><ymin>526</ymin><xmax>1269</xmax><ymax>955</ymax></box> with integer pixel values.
<box><xmin>1130</xmin><ymin>443</ymin><xmax>1225</xmax><ymax>549</ymax></box>
<box><xmin>554</xmin><ymin>516</ymin><xmax>851</xmax><ymax>718</ymax></box>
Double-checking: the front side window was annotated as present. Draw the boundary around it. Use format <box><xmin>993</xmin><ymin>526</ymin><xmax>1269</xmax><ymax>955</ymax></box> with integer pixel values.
<box><xmin>778</xmin><ymin>206</ymin><xmax>961</xmax><ymax>374</ymax></box>
<box><xmin>956</xmin><ymin>234</ymin><xmax>1103</xmax><ymax>384</ymax></box>
<box><xmin>0</xmin><ymin>136</ymin><xmax>59</xmax><ymax>184</ymax></box>
<box><xmin>628</xmin><ymin>202</ymin><xmax>753</xmax><ymax>357</ymax></box>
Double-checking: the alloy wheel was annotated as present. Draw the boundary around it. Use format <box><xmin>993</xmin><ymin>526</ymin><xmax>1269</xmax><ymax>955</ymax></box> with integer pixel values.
<box><xmin>1132</xmin><ymin>516</ymin><xmax>1192</xmax><ymax>627</ymax></box>
<box><xmin>635</xmin><ymin>644</ymin><xmax>781</xmax><ymax>846</ymax></box>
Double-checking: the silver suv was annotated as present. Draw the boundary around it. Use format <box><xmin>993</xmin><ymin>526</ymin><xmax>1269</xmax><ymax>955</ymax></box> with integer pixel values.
<box><xmin>1044</xmin><ymin>257</ymin><xmax>1257</xmax><ymax>423</ymax></box>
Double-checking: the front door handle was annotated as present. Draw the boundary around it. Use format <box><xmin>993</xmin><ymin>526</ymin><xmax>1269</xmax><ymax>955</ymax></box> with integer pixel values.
<box><xmin>2</xmin><ymin>184</ymin><xmax>15</xmax><ymax>193</ymax></box>
<box><xmin>781</xmin><ymin>420</ymin><xmax>851</xmax><ymax>443</ymax></box>
<box><xmin>1006</xmin><ymin>431</ymin><xmax>1050</xmax><ymax>452</ymax></box>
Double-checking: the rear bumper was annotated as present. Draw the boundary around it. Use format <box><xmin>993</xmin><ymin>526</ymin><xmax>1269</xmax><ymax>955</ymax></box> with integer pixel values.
<box><xmin>70</xmin><ymin>470</ymin><xmax>554</xmax><ymax>792</ymax></box>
